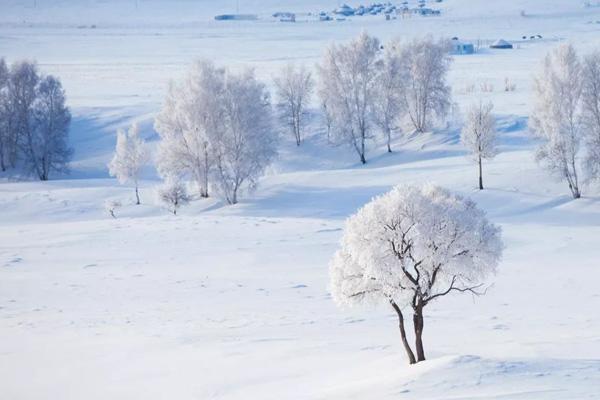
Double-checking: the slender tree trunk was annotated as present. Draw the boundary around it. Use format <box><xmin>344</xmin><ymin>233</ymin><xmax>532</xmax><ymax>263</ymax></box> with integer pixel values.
<box><xmin>391</xmin><ymin>300</ymin><xmax>416</xmax><ymax>365</ymax></box>
<box><xmin>135</xmin><ymin>185</ymin><xmax>140</xmax><ymax>205</ymax></box>
<box><xmin>360</xmin><ymin>131</ymin><xmax>366</xmax><ymax>164</ymax></box>
<box><xmin>478</xmin><ymin>155</ymin><xmax>483</xmax><ymax>190</ymax></box>
<box><xmin>295</xmin><ymin>113</ymin><xmax>301</xmax><ymax>146</ymax></box>
<box><xmin>0</xmin><ymin>145</ymin><xmax>5</xmax><ymax>171</ymax></box>
<box><xmin>201</xmin><ymin>148</ymin><xmax>210</xmax><ymax>198</ymax></box>
<box><xmin>387</xmin><ymin>128</ymin><xmax>392</xmax><ymax>153</ymax></box>
<box><xmin>413</xmin><ymin>305</ymin><xmax>425</xmax><ymax>362</ymax></box>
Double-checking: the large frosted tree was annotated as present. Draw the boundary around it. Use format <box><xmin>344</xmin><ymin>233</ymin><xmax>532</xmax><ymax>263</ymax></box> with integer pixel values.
<box><xmin>330</xmin><ymin>184</ymin><xmax>502</xmax><ymax>364</ymax></box>
<box><xmin>461</xmin><ymin>101</ymin><xmax>498</xmax><ymax>190</ymax></box>
<box><xmin>530</xmin><ymin>44</ymin><xmax>583</xmax><ymax>199</ymax></box>
<box><xmin>318</xmin><ymin>31</ymin><xmax>381</xmax><ymax>164</ymax></box>
<box><xmin>108</xmin><ymin>122</ymin><xmax>148</xmax><ymax>204</ymax></box>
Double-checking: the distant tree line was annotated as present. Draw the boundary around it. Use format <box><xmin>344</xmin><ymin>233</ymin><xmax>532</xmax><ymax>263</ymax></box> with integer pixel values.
<box><xmin>0</xmin><ymin>59</ymin><xmax>72</xmax><ymax>180</ymax></box>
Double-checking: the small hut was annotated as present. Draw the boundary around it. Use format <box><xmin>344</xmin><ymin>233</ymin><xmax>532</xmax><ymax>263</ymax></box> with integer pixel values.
<box><xmin>490</xmin><ymin>39</ymin><xmax>513</xmax><ymax>49</ymax></box>
<box><xmin>451</xmin><ymin>38</ymin><xmax>475</xmax><ymax>55</ymax></box>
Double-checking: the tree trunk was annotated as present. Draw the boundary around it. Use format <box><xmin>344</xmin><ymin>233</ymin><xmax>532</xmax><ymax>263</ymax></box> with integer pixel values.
<box><xmin>478</xmin><ymin>155</ymin><xmax>483</xmax><ymax>190</ymax></box>
<box><xmin>295</xmin><ymin>114</ymin><xmax>301</xmax><ymax>146</ymax></box>
<box><xmin>387</xmin><ymin>129</ymin><xmax>392</xmax><ymax>153</ymax></box>
<box><xmin>391</xmin><ymin>300</ymin><xmax>416</xmax><ymax>365</ymax></box>
<box><xmin>413</xmin><ymin>305</ymin><xmax>425</xmax><ymax>362</ymax></box>
<box><xmin>360</xmin><ymin>133</ymin><xmax>366</xmax><ymax>164</ymax></box>
<box><xmin>201</xmin><ymin>149</ymin><xmax>210</xmax><ymax>198</ymax></box>
<box><xmin>135</xmin><ymin>185</ymin><xmax>140</xmax><ymax>205</ymax></box>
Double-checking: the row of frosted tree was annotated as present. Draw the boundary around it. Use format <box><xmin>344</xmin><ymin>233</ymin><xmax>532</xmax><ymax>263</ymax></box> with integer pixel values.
<box><xmin>110</xmin><ymin>33</ymin><xmax>455</xmax><ymax>208</ymax></box>
<box><xmin>0</xmin><ymin>59</ymin><xmax>71</xmax><ymax>180</ymax></box>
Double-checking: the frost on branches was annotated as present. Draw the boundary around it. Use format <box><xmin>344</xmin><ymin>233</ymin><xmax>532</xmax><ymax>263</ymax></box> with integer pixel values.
<box><xmin>108</xmin><ymin>122</ymin><xmax>148</xmax><ymax>205</ymax></box>
<box><xmin>329</xmin><ymin>184</ymin><xmax>503</xmax><ymax>364</ymax></box>
<box><xmin>461</xmin><ymin>101</ymin><xmax>498</xmax><ymax>190</ymax></box>
<box><xmin>530</xmin><ymin>44</ymin><xmax>583</xmax><ymax>199</ymax></box>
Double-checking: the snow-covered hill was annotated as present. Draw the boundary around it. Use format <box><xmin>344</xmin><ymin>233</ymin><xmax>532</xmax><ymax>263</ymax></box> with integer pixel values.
<box><xmin>1</xmin><ymin>1</ymin><xmax>600</xmax><ymax>399</ymax></box>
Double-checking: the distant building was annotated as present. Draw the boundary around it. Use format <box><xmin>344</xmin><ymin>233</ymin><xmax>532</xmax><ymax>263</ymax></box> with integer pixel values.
<box><xmin>273</xmin><ymin>12</ymin><xmax>296</xmax><ymax>22</ymax></box>
<box><xmin>490</xmin><ymin>39</ymin><xmax>513</xmax><ymax>49</ymax></box>
<box><xmin>335</xmin><ymin>4</ymin><xmax>355</xmax><ymax>16</ymax></box>
<box><xmin>451</xmin><ymin>39</ymin><xmax>475</xmax><ymax>55</ymax></box>
<box><xmin>214</xmin><ymin>14</ymin><xmax>258</xmax><ymax>21</ymax></box>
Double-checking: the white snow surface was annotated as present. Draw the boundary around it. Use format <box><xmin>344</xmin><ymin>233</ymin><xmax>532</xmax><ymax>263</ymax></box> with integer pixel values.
<box><xmin>1</xmin><ymin>1</ymin><xmax>600</xmax><ymax>399</ymax></box>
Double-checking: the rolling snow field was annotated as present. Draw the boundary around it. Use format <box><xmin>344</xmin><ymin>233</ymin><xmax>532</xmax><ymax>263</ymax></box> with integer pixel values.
<box><xmin>2</xmin><ymin>0</ymin><xmax>600</xmax><ymax>399</ymax></box>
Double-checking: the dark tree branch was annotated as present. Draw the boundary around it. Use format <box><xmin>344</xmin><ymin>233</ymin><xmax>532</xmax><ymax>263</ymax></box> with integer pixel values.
<box><xmin>424</xmin><ymin>276</ymin><xmax>486</xmax><ymax>304</ymax></box>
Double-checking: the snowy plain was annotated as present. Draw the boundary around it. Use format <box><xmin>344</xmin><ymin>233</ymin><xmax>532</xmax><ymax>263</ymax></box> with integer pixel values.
<box><xmin>1</xmin><ymin>0</ymin><xmax>600</xmax><ymax>399</ymax></box>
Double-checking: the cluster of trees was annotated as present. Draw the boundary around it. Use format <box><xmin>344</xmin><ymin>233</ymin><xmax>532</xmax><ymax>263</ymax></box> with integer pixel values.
<box><xmin>109</xmin><ymin>33</ymin><xmax>454</xmax><ymax>209</ymax></box>
<box><xmin>458</xmin><ymin>43</ymin><xmax>600</xmax><ymax>196</ymax></box>
<box><xmin>0</xmin><ymin>59</ymin><xmax>72</xmax><ymax>180</ymax></box>
<box><xmin>109</xmin><ymin>61</ymin><xmax>277</xmax><ymax>209</ymax></box>
<box><xmin>109</xmin><ymin>38</ymin><xmax>600</xmax><ymax>214</ymax></box>
<box><xmin>154</xmin><ymin>61</ymin><xmax>277</xmax><ymax>205</ymax></box>
<box><xmin>530</xmin><ymin>44</ymin><xmax>600</xmax><ymax>199</ymax></box>
<box><xmin>273</xmin><ymin>33</ymin><xmax>452</xmax><ymax>164</ymax></box>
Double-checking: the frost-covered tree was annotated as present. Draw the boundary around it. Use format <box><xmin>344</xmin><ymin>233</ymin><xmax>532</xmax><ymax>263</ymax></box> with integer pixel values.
<box><xmin>581</xmin><ymin>50</ymin><xmax>600</xmax><ymax>183</ymax></box>
<box><xmin>157</xmin><ymin>179</ymin><xmax>190</xmax><ymax>215</ymax></box>
<box><xmin>274</xmin><ymin>63</ymin><xmax>314</xmax><ymax>146</ymax></box>
<box><xmin>461</xmin><ymin>101</ymin><xmax>498</xmax><ymax>190</ymax></box>
<box><xmin>400</xmin><ymin>37</ymin><xmax>452</xmax><ymax>133</ymax></box>
<box><xmin>154</xmin><ymin>61</ymin><xmax>225</xmax><ymax>198</ymax></box>
<box><xmin>373</xmin><ymin>40</ymin><xmax>405</xmax><ymax>153</ymax></box>
<box><xmin>0</xmin><ymin>60</ymin><xmax>72</xmax><ymax>178</ymax></box>
<box><xmin>530</xmin><ymin>44</ymin><xmax>583</xmax><ymax>199</ymax></box>
<box><xmin>329</xmin><ymin>184</ymin><xmax>502</xmax><ymax>364</ymax></box>
<box><xmin>318</xmin><ymin>31</ymin><xmax>381</xmax><ymax>164</ymax></box>
<box><xmin>0</xmin><ymin>58</ymin><xmax>10</xmax><ymax>171</ymax></box>
<box><xmin>25</xmin><ymin>75</ymin><xmax>72</xmax><ymax>180</ymax></box>
<box><xmin>108</xmin><ymin>123</ymin><xmax>148</xmax><ymax>204</ymax></box>
<box><xmin>6</xmin><ymin>61</ymin><xmax>39</xmax><ymax>170</ymax></box>
<box><xmin>212</xmin><ymin>68</ymin><xmax>276</xmax><ymax>204</ymax></box>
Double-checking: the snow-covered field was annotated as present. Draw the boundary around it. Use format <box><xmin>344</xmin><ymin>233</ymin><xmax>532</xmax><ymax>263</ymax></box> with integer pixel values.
<box><xmin>2</xmin><ymin>1</ymin><xmax>600</xmax><ymax>399</ymax></box>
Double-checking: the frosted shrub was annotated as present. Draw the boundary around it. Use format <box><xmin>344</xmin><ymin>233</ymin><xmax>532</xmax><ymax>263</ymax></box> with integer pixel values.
<box><xmin>479</xmin><ymin>81</ymin><xmax>494</xmax><ymax>93</ymax></box>
<box><xmin>104</xmin><ymin>200</ymin><xmax>122</xmax><ymax>219</ymax></box>
<box><xmin>504</xmin><ymin>77</ymin><xmax>516</xmax><ymax>92</ymax></box>
<box><xmin>157</xmin><ymin>180</ymin><xmax>190</xmax><ymax>215</ymax></box>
